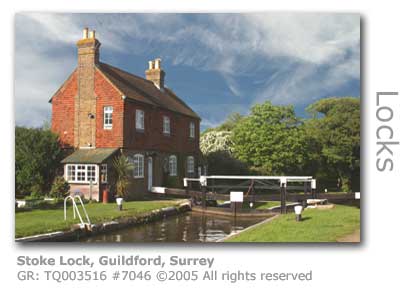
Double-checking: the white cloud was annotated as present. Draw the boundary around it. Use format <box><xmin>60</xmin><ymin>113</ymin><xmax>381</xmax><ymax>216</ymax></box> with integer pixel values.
<box><xmin>15</xmin><ymin>13</ymin><xmax>360</xmax><ymax>128</ymax></box>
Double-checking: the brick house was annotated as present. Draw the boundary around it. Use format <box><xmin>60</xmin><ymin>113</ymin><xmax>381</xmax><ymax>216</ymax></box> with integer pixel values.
<box><xmin>50</xmin><ymin>28</ymin><xmax>202</xmax><ymax>201</ymax></box>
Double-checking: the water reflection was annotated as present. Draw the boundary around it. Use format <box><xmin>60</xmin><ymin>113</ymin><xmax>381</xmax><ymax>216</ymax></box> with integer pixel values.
<box><xmin>82</xmin><ymin>212</ymin><xmax>266</xmax><ymax>243</ymax></box>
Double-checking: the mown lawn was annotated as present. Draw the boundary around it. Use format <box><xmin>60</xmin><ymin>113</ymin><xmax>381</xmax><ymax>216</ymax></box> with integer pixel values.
<box><xmin>225</xmin><ymin>204</ymin><xmax>360</xmax><ymax>242</ymax></box>
<box><xmin>15</xmin><ymin>200</ymin><xmax>180</xmax><ymax>238</ymax></box>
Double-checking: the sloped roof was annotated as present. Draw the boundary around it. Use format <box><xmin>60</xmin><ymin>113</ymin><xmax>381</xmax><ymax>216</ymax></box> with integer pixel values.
<box><xmin>97</xmin><ymin>62</ymin><xmax>200</xmax><ymax>119</ymax></box>
<box><xmin>61</xmin><ymin>148</ymin><xmax>119</xmax><ymax>164</ymax></box>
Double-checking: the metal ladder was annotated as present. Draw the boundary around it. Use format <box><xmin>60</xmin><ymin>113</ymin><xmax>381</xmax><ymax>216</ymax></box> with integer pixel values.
<box><xmin>64</xmin><ymin>192</ymin><xmax>91</xmax><ymax>228</ymax></box>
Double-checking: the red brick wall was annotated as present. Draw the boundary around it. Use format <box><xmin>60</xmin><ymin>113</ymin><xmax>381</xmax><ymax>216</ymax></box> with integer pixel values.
<box><xmin>95</xmin><ymin>69</ymin><xmax>125</xmax><ymax>147</ymax></box>
<box><xmin>51</xmin><ymin>67</ymin><xmax>200</xmax><ymax>154</ymax></box>
<box><xmin>51</xmin><ymin>71</ymin><xmax>77</xmax><ymax>148</ymax></box>
<box><xmin>123</xmin><ymin>101</ymin><xmax>200</xmax><ymax>154</ymax></box>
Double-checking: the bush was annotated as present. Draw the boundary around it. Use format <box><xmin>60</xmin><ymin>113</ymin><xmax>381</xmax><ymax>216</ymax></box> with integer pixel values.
<box><xmin>15</xmin><ymin>126</ymin><xmax>64</xmax><ymax>196</ymax></box>
<box><xmin>29</xmin><ymin>185</ymin><xmax>44</xmax><ymax>199</ymax></box>
<box><xmin>48</xmin><ymin>176</ymin><xmax>70</xmax><ymax>198</ymax></box>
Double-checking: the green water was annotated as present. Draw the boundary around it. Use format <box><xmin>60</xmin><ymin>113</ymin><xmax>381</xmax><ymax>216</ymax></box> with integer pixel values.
<box><xmin>82</xmin><ymin>212</ymin><xmax>266</xmax><ymax>243</ymax></box>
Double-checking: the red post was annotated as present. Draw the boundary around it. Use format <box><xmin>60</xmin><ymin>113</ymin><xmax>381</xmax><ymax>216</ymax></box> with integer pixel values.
<box><xmin>102</xmin><ymin>188</ymin><xmax>109</xmax><ymax>204</ymax></box>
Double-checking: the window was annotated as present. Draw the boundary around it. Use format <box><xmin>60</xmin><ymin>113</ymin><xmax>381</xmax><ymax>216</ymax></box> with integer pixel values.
<box><xmin>136</xmin><ymin>110</ymin><xmax>144</xmax><ymax>130</ymax></box>
<box><xmin>189</xmin><ymin>122</ymin><xmax>195</xmax><ymax>138</ymax></box>
<box><xmin>65</xmin><ymin>164</ymin><xmax>97</xmax><ymax>183</ymax></box>
<box><xmin>103</xmin><ymin>106</ymin><xmax>113</xmax><ymax>129</ymax></box>
<box><xmin>67</xmin><ymin>165</ymin><xmax>76</xmax><ymax>181</ymax></box>
<box><xmin>169</xmin><ymin>155</ymin><xmax>177</xmax><ymax>176</ymax></box>
<box><xmin>163</xmin><ymin>116</ymin><xmax>170</xmax><ymax>135</ymax></box>
<box><xmin>187</xmin><ymin>156</ymin><xmax>195</xmax><ymax>174</ymax></box>
<box><xmin>133</xmin><ymin>154</ymin><xmax>144</xmax><ymax>178</ymax></box>
<box><xmin>77</xmin><ymin>165</ymin><xmax>86</xmax><ymax>181</ymax></box>
<box><xmin>100</xmin><ymin>164</ymin><xmax>108</xmax><ymax>183</ymax></box>
<box><xmin>87</xmin><ymin>165</ymin><xmax>96</xmax><ymax>182</ymax></box>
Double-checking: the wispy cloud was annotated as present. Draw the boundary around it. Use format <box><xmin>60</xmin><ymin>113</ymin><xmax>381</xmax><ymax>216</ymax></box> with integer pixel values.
<box><xmin>15</xmin><ymin>13</ymin><xmax>360</xmax><ymax>128</ymax></box>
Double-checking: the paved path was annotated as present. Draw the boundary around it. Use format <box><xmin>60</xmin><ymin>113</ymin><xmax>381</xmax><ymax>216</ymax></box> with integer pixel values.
<box><xmin>337</xmin><ymin>229</ymin><xmax>360</xmax><ymax>242</ymax></box>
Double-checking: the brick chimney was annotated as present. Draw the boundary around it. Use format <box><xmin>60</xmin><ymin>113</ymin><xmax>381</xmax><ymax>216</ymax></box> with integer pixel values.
<box><xmin>74</xmin><ymin>28</ymin><xmax>100</xmax><ymax>148</ymax></box>
<box><xmin>145</xmin><ymin>58</ymin><xmax>165</xmax><ymax>89</ymax></box>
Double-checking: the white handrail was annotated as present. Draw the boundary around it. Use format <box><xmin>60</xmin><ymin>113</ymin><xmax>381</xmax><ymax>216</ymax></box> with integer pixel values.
<box><xmin>64</xmin><ymin>193</ymin><xmax>91</xmax><ymax>227</ymax></box>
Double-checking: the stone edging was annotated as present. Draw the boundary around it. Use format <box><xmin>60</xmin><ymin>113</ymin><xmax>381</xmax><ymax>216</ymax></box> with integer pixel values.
<box><xmin>16</xmin><ymin>202</ymin><xmax>191</xmax><ymax>242</ymax></box>
<box><xmin>217</xmin><ymin>214</ymin><xmax>280</xmax><ymax>242</ymax></box>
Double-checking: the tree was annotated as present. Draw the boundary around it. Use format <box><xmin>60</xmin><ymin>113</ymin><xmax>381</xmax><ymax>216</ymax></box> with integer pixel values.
<box><xmin>200</xmin><ymin>130</ymin><xmax>249</xmax><ymax>175</ymax></box>
<box><xmin>231</xmin><ymin>102</ymin><xmax>308</xmax><ymax>175</ymax></box>
<box><xmin>15</xmin><ymin>127</ymin><xmax>64</xmax><ymax>196</ymax></box>
<box><xmin>305</xmin><ymin>97</ymin><xmax>360</xmax><ymax>191</ymax></box>
<box><xmin>200</xmin><ymin>130</ymin><xmax>233</xmax><ymax>155</ymax></box>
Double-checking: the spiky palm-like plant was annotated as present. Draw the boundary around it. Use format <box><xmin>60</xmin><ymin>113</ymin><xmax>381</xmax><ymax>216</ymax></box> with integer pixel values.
<box><xmin>112</xmin><ymin>155</ymin><xmax>133</xmax><ymax>199</ymax></box>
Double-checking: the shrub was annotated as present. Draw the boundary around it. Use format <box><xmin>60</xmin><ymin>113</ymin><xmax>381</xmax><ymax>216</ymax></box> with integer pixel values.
<box><xmin>29</xmin><ymin>185</ymin><xmax>44</xmax><ymax>199</ymax></box>
<box><xmin>48</xmin><ymin>176</ymin><xmax>70</xmax><ymax>198</ymax></box>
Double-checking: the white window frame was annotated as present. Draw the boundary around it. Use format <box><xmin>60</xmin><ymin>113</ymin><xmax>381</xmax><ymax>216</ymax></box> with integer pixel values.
<box><xmin>169</xmin><ymin>155</ymin><xmax>177</xmax><ymax>176</ymax></box>
<box><xmin>100</xmin><ymin>164</ymin><xmax>108</xmax><ymax>183</ymax></box>
<box><xmin>163</xmin><ymin>116</ymin><xmax>170</xmax><ymax>135</ymax></box>
<box><xmin>135</xmin><ymin>110</ymin><xmax>145</xmax><ymax>130</ymax></box>
<box><xmin>103</xmin><ymin>106</ymin><xmax>113</xmax><ymax>129</ymax></box>
<box><xmin>189</xmin><ymin>122</ymin><xmax>195</xmax><ymax>138</ymax></box>
<box><xmin>187</xmin><ymin>156</ymin><xmax>195</xmax><ymax>174</ymax></box>
<box><xmin>133</xmin><ymin>154</ymin><xmax>144</xmax><ymax>178</ymax></box>
<box><xmin>65</xmin><ymin>164</ymin><xmax>98</xmax><ymax>183</ymax></box>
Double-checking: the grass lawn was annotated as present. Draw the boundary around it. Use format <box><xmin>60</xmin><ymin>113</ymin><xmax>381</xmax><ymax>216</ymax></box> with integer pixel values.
<box><xmin>15</xmin><ymin>200</ymin><xmax>180</xmax><ymax>238</ymax></box>
<box><xmin>225</xmin><ymin>204</ymin><xmax>360</xmax><ymax>242</ymax></box>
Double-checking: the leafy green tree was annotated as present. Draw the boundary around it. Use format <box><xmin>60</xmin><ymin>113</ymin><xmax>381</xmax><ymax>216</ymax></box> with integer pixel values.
<box><xmin>231</xmin><ymin>102</ymin><xmax>308</xmax><ymax>175</ymax></box>
<box><xmin>218</xmin><ymin>112</ymin><xmax>244</xmax><ymax>131</ymax></box>
<box><xmin>15</xmin><ymin>127</ymin><xmax>63</xmax><ymax>196</ymax></box>
<box><xmin>305</xmin><ymin>97</ymin><xmax>360</xmax><ymax>191</ymax></box>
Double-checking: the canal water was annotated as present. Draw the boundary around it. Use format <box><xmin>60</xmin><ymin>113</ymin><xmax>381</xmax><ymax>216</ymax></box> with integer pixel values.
<box><xmin>82</xmin><ymin>212</ymin><xmax>267</xmax><ymax>243</ymax></box>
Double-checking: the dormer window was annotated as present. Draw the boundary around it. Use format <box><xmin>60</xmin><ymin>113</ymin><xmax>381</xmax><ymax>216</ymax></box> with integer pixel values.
<box><xmin>189</xmin><ymin>122</ymin><xmax>195</xmax><ymax>138</ymax></box>
<box><xmin>163</xmin><ymin>116</ymin><xmax>170</xmax><ymax>135</ymax></box>
<box><xmin>136</xmin><ymin>110</ymin><xmax>144</xmax><ymax>130</ymax></box>
<box><xmin>103</xmin><ymin>106</ymin><xmax>113</xmax><ymax>129</ymax></box>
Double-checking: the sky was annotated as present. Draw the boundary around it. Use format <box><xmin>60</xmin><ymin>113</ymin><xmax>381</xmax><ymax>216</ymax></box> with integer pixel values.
<box><xmin>14</xmin><ymin>13</ymin><xmax>360</xmax><ymax>130</ymax></box>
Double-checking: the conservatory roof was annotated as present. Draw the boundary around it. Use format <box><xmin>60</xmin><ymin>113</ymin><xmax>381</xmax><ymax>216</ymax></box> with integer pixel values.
<box><xmin>61</xmin><ymin>148</ymin><xmax>119</xmax><ymax>164</ymax></box>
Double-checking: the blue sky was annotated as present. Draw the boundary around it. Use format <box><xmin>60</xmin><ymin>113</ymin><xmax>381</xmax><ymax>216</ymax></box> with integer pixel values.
<box><xmin>15</xmin><ymin>13</ymin><xmax>360</xmax><ymax>130</ymax></box>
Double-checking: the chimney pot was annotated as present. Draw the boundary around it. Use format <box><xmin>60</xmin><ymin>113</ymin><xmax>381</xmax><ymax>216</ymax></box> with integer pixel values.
<box><xmin>82</xmin><ymin>28</ymin><xmax>89</xmax><ymax>39</ymax></box>
<box><xmin>154</xmin><ymin>58</ymin><xmax>161</xmax><ymax>69</ymax></box>
<box><xmin>148</xmin><ymin>60</ymin><xmax>153</xmax><ymax>70</ymax></box>
<box><xmin>89</xmin><ymin>30</ymin><xmax>96</xmax><ymax>39</ymax></box>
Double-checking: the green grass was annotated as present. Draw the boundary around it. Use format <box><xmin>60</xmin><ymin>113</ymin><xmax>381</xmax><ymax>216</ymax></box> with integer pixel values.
<box><xmin>225</xmin><ymin>204</ymin><xmax>360</xmax><ymax>242</ymax></box>
<box><xmin>15</xmin><ymin>200</ymin><xmax>180</xmax><ymax>238</ymax></box>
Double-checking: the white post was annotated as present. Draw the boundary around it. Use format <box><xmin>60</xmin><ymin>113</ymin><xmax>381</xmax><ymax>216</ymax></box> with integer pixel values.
<box><xmin>199</xmin><ymin>176</ymin><xmax>207</xmax><ymax>187</ymax></box>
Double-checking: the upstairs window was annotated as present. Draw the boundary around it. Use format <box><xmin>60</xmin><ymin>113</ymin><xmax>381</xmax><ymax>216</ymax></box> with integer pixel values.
<box><xmin>136</xmin><ymin>110</ymin><xmax>145</xmax><ymax>130</ymax></box>
<box><xmin>187</xmin><ymin>156</ymin><xmax>195</xmax><ymax>174</ymax></box>
<box><xmin>169</xmin><ymin>155</ymin><xmax>177</xmax><ymax>176</ymax></box>
<box><xmin>189</xmin><ymin>122</ymin><xmax>195</xmax><ymax>138</ymax></box>
<box><xmin>163</xmin><ymin>116</ymin><xmax>170</xmax><ymax>135</ymax></box>
<box><xmin>103</xmin><ymin>106</ymin><xmax>113</xmax><ymax>129</ymax></box>
<box><xmin>133</xmin><ymin>154</ymin><xmax>144</xmax><ymax>178</ymax></box>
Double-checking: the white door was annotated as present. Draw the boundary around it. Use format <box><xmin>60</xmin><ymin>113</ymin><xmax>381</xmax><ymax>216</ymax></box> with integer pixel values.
<box><xmin>148</xmin><ymin>157</ymin><xmax>153</xmax><ymax>191</ymax></box>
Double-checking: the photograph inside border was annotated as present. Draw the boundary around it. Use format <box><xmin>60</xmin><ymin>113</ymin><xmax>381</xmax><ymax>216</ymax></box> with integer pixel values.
<box><xmin>14</xmin><ymin>13</ymin><xmax>360</xmax><ymax>243</ymax></box>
